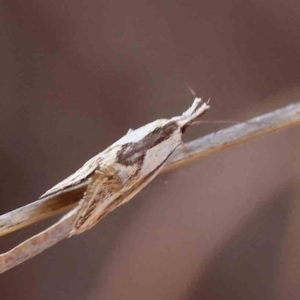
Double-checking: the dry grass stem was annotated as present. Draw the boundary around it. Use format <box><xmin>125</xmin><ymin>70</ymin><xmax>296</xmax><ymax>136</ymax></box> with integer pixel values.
<box><xmin>1</xmin><ymin>101</ymin><xmax>300</xmax><ymax>274</ymax></box>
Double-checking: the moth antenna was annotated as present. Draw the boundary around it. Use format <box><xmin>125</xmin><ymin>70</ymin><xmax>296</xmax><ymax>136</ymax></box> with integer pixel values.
<box><xmin>184</xmin><ymin>83</ymin><xmax>209</xmax><ymax>105</ymax></box>
<box><xmin>185</xmin><ymin>83</ymin><xmax>197</xmax><ymax>98</ymax></box>
<box><xmin>193</xmin><ymin>120</ymin><xmax>242</xmax><ymax>125</ymax></box>
<box><xmin>173</xmin><ymin>97</ymin><xmax>210</xmax><ymax>130</ymax></box>
<box><xmin>192</xmin><ymin>120</ymin><xmax>273</xmax><ymax>126</ymax></box>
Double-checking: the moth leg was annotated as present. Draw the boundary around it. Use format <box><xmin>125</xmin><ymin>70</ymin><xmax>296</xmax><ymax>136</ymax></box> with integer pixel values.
<box><xmin>179</xmin><ymin>141</ymin><xmax>192</xmax><ymax>157</ymax></box>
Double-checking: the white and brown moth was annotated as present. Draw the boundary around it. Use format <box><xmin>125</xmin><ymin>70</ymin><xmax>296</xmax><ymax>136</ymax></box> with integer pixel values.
<box><xmin>40</xmin><ymin>98</ymin><xmax>210</xmax><ymax>236</ymax></box>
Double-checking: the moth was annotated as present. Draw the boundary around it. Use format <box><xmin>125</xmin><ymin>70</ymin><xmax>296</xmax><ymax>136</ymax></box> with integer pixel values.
<box><xmin>40</xmin><ymin>98</ymin><xmax>210</xmax><ymax>236</ymax></box>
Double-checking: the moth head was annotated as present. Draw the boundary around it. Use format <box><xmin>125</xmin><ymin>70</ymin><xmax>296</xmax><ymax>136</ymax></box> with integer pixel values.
<box><xmin>173</xmin><ymin>98</ymin><xmax>210</xmax><ymax>133</ymax></box>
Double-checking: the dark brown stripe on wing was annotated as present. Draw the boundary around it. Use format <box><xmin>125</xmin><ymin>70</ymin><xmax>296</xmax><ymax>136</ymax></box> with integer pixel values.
<box><xmin>116</xmin><ymin>121</ymin><xmax>178</xmax><ymax>167</ymax></box>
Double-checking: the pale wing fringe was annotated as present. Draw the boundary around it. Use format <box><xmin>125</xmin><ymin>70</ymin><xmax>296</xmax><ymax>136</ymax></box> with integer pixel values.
<box><xmin>0</xmin><ymin>101</ymin><xmax>300</xmax><ymax>274</ymax></box>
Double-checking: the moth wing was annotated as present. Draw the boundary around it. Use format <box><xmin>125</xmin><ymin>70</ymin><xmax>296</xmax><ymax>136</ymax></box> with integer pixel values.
<box><xmin>39</xmin><ymin>154</ymin><xmax>101</xmax><ymax>199</ymax></box>
<box><xmin>70</xmin><ymin>166</ymin><xmax>122</xmax><ymax>235</ymax></box>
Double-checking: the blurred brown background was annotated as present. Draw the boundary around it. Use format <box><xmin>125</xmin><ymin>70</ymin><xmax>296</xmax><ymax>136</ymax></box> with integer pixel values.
<box><xmin>0</xmin><ymin>0</ymin><xmax>300</xmax><ymax>299</ymax></box>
